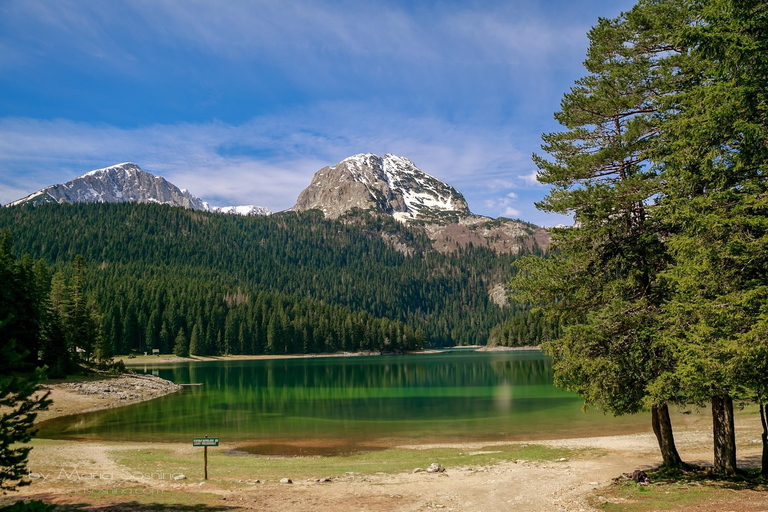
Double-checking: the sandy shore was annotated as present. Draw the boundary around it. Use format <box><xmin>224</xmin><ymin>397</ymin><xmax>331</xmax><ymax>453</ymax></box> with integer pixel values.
<box><xmin>14</xmin><ymin>373</ymin><xmax>767</xmax><ymax>511</ymax></box>
<box><xmin>116</xmin><ymin>346</ymin><xmax>541</xmax><ymax>366</ymax></box>
<box><xmin>14</xmin><ymin>413</ymin><xmax>766</xmax><ymax>511</ymax></box>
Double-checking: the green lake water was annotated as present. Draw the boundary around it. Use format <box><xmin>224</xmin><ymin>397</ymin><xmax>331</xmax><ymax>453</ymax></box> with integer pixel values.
<box><xmin>38</xmin><ymin>351</ymin><xmax>655</xmax><ymax>455</ymax></box>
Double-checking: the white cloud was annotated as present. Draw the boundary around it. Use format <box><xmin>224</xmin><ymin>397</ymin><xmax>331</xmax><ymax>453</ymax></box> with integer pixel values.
<box><xmin>484</xmin><ymin>191</ymin><xmax>522</xmax><ymax>219</ymax></box>
<box><xmin>0</xmin><ymin>106</ymin><xmax>541</xmax><ymax>213</ymax></box>
<box><xmin>520</xmin><ymin>170</ymin><xmax>543</xmax><ymax>186</ymax></box>
<box><xmin>3</xmin><ymin>0</ymin><xmax>582</xmax><ymax>63</ymax></box>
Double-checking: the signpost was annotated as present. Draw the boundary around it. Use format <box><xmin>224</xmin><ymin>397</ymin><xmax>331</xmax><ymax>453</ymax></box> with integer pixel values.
<box><xmin>192</xmin><ymin>436</ymin><xmax>219</xmax><ymax>479</ymax></box>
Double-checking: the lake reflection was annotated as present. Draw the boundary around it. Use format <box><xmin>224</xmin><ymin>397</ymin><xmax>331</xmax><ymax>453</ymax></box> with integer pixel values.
<box><xmin>38</xmin><ymin>351</ymin><xmax>652</xmax><ymax>451</ymax></box>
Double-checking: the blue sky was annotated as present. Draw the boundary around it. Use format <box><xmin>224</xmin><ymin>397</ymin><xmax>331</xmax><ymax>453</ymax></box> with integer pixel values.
<box><xmin>0</xmin><ymin>0</ymin><xmax>635</xmax><ymax>225</ymax></box>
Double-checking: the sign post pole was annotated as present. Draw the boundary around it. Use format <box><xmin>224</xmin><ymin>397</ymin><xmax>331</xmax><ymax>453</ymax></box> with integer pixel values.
<box><xmin>192</xmin><ymin>436</ymin><xmax>219</xmax><ymax>480</ymax></box>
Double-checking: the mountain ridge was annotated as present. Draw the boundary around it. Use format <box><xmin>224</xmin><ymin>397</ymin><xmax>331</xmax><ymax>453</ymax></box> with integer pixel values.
<box><xmin>6</xmin><ymin>162</ymin><xmax>271</xmax><ymax>216</ymax></box>
<box><xmin>7</xmin><ymin>156</ymin><xmax>549</xmax><ymax>253</ymax></box>
<box><xmin>293</xmin><ymin>153</ymin><xmax>470</xmax><ymax>221</ymax></box>
<box><xmin>293</xmin><ymin>153</ymin><xmax>549</xmax><ymax>254</ymax></box>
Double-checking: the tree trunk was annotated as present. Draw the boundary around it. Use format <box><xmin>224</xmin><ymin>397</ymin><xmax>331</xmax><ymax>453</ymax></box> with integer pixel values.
<box><xmin>760</xmin><ymin>403</ymin><xmax>768</xmax><ymax>477</ymax></box>
<box><xmin>711</xmin><ymin>395</ymin><xmax>737</xmax><ymax>476</ymax></box>
<box><xmin>651</xmin><ymin>403</ymin><xmax>684</xmax><ymax>468</ymax></box>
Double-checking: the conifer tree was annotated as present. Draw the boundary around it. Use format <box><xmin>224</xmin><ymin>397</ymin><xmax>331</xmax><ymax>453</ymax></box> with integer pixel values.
<box><xmin>0</xmin><ymin>231</ymin><xmax>52</xmax><ymax>491</ymax></box>
<box><xmin>651</xmin><ymin>0</ymin><xmax>768</xmax><ymax>475</ymax></box>
<box><xmin>510</xmin><ymin>1</ymin><xmax>690</xmax><ymax>468</ymax></box>
<box><xmin>173</xmin><ymin>328</ymin><xmax>189</xmax><ymax>357</ymax></box>
<box><xmin>189</xmin><ymin>322</ymin><xmax>202</xmax><ymax>356</ymax></box>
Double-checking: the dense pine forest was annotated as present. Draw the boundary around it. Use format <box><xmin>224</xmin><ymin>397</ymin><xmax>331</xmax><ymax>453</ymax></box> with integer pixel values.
<box><xmin>0</xmin><ymin>203</ymin><xmax>548</xmax><ymax>356</ymax></box>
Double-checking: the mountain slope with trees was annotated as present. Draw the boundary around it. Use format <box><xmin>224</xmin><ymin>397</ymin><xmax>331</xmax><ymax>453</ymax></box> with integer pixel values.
<box><xmin>0</xmin><ymin>203</ymin><xmax>547</xmax><ymax>356</ymax></box>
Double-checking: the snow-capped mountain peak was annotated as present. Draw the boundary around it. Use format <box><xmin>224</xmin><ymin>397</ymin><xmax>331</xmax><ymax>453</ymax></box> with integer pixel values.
<box><xmin>293</xmin><ymin>153</ymin><xmax>469</xmax><ymax>221</ymax></box>
<box><xmin>6</xmin><ymin>162</ymin><xmax>210</xmax><ymax>210</ymax></box>
<box><xmin>6</xmin><ymin>163</ymin><xmax>270</xmax><ymax>216</ymax></box>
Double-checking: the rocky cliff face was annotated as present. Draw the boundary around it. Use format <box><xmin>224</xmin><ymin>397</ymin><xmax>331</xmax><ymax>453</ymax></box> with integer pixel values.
<box><xmin>7</xmin><ymin>163</ymin><xmax>270</xmax><ymax>216</ymax></box>
<box><xmin>293</xmin><ymin>153</ymin><xmax>549</xmax><ymax>254</ymax></box>
<box><xmin>293</xmin><ymin>153</ymin><xmax>470</xmax><ymax>221</ymax></box>
<box><xmin>420</xmin><ymin>215</ymin><xmax>550</xmax><ymax>254</ymax></box>
<box><xmin>8</xmin><ymin>163</ymin><xmax>208</xmax><ymax>210</ymax></box>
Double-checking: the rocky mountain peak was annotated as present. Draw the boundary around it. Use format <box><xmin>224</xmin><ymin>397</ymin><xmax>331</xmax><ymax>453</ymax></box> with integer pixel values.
<box><xmin>292</xmin><ymin>153</ymin><xmax>470</xmax><ymax>221</ymax></box>
<box><xmin>293</xmin><ymin>153</ymin><xmax>550</xmax><ymax>255</ymax></box>
<box><xmin>6</xmin><ymin>163</ymin><xmax>271</xmax><ymax>216</ymax></box>
<box><xmin>7</xmin><ymin>162</ymin><xmax>209</xmax><ymax>210</ymax></box>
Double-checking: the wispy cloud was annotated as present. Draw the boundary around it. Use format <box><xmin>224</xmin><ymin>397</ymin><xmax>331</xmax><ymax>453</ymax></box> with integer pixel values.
<box><xmin>485</xmin><ymin>192</ymin><xmax>521</xmax><ymax>218</ymax></box>
<box><xmin>3</xmin><ymin>1</ymin><xmax>585</xmax><ymax>65</ymax></box>
<box><xmin>0</xmin><ymin>0</ymin><xmax>595</xmax><ymax>100</ymax></box>
<box><xmin>0</xmin><ymin>0</ymin><xmax>622</xmax><ymax>226</ymax></box>
<box><xmin>0</xmin><ymin>105</ymin><xmax>562</xmax><ymax>222</ymax></box>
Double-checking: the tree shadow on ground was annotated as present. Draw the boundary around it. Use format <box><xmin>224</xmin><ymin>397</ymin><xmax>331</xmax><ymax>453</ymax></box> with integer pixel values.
<box><xmin>0</xmin><ymin>500</ymin><xmax>237</xmax><ymax>512</ymax></box>
<box><xmin>65</xmin><ymin>503</ymin><xmax>236</xmax><ymax>511</ymax></box>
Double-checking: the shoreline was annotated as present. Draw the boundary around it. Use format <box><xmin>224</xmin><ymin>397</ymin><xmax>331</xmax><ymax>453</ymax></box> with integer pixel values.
<box><xmin>24</xmin><ymin>372</ymin><xmax>766</xmax><ymax>511</ymax></box>
<box><xmin>21</xmin><ymin>399</ymin><xmax>765</xmax><ymax>512</ymax></box>
<box><xmin>116</xmin><ymin>345</ymin><xmax>542</xmax><ymax>366</ymax></box>
<box><xmin>34</xmin><ymin>373</ymin><xmax>182</xmax><ymax>425</ymax></box>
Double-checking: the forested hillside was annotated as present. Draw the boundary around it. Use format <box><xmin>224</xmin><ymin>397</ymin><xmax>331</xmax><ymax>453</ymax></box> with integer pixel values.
<box><xmin>0</xmin><ymin>203</ymin><xmax>546</xmax><ymax>355</ymax></box>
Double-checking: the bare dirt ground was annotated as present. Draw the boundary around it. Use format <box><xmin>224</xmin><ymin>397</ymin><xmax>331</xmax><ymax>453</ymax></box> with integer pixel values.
<box><xmin>8</xmin><ymin>375</ymin><xmax>767</xmax><ymax>511</ymax></box>
<box><xmin>12</xmin><ymin>427</ymin><xmax>765</xmax><ymax>512</ymax></box>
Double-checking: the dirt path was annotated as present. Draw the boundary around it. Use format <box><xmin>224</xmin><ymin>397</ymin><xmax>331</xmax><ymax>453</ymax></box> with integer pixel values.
<box><xmin>15</xmin><ymin>431</ymin><xmax>763</xmax><ymax>512</ymax></box>
<box><xmin>12</xmin><ymin>375</ymin><xmax>766</xmax><ymax>511</ymax></box>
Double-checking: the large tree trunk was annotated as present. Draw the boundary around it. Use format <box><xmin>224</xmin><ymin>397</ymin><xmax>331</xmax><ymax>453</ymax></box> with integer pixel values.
<box><xmin>651</xmin><ymin>403</ymin><xmax>684</xmax><ymax>468</ymax></box>
<box><xmin>711</xmin><ymin>395</ymin><xmax>737</xmax><ymax>476</ymax></box>
<box><xmin>760</xmin><ymin>403</ymin><xmax>768</xmax><ymax>477</ymax></box>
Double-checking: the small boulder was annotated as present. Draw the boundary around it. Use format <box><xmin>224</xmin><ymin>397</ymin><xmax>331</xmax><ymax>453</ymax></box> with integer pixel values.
<box><xmin>426</xmin><ymin>463</ymin><xmax>445</xmax><ymax>473</ymax></box>
<box><xmin>280</xmin><ymin>478</ymin><xmax>293</xmax><ymax>484</ymax></box>
<box><xmin>412</xmin><ymin>468</ymin><xmax>424</xmax><ymax>474</ymax></box>
<box><xmin>173</xmin><ymin>474</ymin><xmax>186</xmax><ymax>480</ymax></box>
<box><xmin>316</xmin><ymin>476</ymin><xmax>332</xmax><ymax>483</ymax></box>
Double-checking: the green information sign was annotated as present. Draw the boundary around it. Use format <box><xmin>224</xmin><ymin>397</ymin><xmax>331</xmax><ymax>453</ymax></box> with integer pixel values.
<box><xmin>193</xmin><ymin>437</ymin><xmax>219</xmax><ymax>447</ymax></box>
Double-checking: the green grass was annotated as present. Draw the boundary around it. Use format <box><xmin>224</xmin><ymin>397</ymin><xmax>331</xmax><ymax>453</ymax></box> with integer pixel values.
<box><xmin>595</xmin><ymin>482</ymin><xmax>715</xmax><ymax>512</ymax></box>
<box><xmin>592</xmin><ymin>466</ymin><xmax>768</xmax><ymax>512</ymax></box>
<box><xmin>113</xmin><ymin>442</ymin><xmax>585</xmax><ymax>482</ymax></box>
<box><xmin>18</xmin><ymin>439</ymin><xmax>595</xmax><ymax>511</ymax></box>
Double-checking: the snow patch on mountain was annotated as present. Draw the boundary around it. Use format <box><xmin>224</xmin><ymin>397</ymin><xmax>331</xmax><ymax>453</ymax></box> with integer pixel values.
<box><xmin>212</xmin><ymin>205</ymin><xmax>271</xmax><ymax>216</ymax></box>
<box><xmin>293</xmin><ymin>153</ymin><xmax>469</xmax><ymax>221</ymax></box>
<box><xmin>292</xmin><ymin>153</ymin><xmax>551</xmax><ymax>254</ymax></box>
<box><xmin>6</xmin><ymin>162</ymin><xmax>270</xmax><ymax>216</ymax></box>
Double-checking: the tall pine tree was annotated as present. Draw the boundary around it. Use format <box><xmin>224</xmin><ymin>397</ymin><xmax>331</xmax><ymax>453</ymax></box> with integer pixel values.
<box><xmin>511</xmin><ymin>0</ymin><xmax>691</xmax><ymax>468</ymax></box>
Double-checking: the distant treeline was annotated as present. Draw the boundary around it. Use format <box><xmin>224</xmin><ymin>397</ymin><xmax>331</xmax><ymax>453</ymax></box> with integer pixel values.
<box><xmin>488</xmin><ymin>310</ymin><xmax>560</xmax><ymax>347</ymax></box>
<box><xmin>0</xmin><ymin>203</ymin><xmax>553</xmax><ymax>355</ymax></box>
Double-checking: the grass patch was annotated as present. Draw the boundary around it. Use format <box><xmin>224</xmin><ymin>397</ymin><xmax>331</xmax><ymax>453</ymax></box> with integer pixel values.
<box><xmin>112</xmin><ymin>442</ymin><xmax>584</xmax><ymax>482</ymax></box>
<box><xmin>592</xmin><ymin>466</ymin><xmax>768</xmax><ymax>512</ymax></box>
<box><xmin>20</xmin><ymin>439</ymin><xmax>596</xmax><ymax>510</ymax></box>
